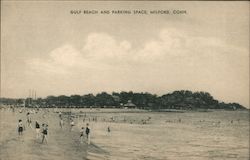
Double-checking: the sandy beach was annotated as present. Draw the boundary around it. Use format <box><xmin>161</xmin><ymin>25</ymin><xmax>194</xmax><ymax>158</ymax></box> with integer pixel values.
<box><xmin>0</xmin><ymin>108</ymin><xmax>249</xmax><ymax>160</ymax></box>
<box><xmin>0</xmin><ymin>108</ymin><xmax>107</xmax><ymax>160</ymax></box>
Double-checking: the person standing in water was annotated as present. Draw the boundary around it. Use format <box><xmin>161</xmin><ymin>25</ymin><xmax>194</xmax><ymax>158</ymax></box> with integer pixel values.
<box><xmin>85</xmin><ymin>123</ymin><xmax>90</xmax><ymax>144</ymax></box>
<box><xmin>107</xmin><ymin>126</ymin><xmax>111</xmax><ymax>133</ymax></box>
<box><xmin>59</xmin><ymin>118</ymin><xmax>64</xmax><ymax>129</ymax></box>
<box><xmin>70</xmin><ymin>118</ymin><xmax>75</xmax><ymax>131</ymax></box>
<box><xmin>79</xmin><ymin>127</ymin><xmax>85</xmax><ymax>143</ymax></box>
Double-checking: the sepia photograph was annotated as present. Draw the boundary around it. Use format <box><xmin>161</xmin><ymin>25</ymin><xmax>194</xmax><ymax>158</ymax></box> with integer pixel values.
<box><xmin>0</xmin><ymin>1</ymin><xmax>249</xmax><ymax>160</ymax></box>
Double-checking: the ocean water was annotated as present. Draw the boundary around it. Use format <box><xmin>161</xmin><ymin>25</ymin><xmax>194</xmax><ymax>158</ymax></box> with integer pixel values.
<box><xmin>86</xmin><ymin>110</ymin><xmax>249</xmax><ymax>160</ymax></box>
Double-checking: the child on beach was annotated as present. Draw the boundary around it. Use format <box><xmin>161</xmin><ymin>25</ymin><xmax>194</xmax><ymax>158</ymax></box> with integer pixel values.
<box><xmin>35</xmin><ymin>121</ymin><xmax>40</xmax><ymax>139</ymax></box>
<box><xmin>41</xmin><ymin>124</ymin><xmax>48</xmax><ymax>144</ymax></box>
<box><xmin>85</xmin><ymin>123</ymin><xmax>90</xmax><ymax>144</ymax></box>
<box><xmin>80</xmin><ymin>127</ymin><xmax>85</xmax><ymax>143</ymax></box>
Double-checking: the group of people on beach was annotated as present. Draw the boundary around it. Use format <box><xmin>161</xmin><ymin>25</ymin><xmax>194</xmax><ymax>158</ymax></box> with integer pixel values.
<box><xmin>35</xmin><ymin>121</ymin><xmax>49</xmax><ymax>143</ymax></box>
<box><xmin>15</xmin><ymin>108</ymin><xmax>49</xmax><ymax>144</ymax></box>
<box><xmin>65</xmin><ymin>113</ymin><xmax>91</xmax><ymax>144</ymax></box>
<box><xmin>16</xmin><ymin>109</ymin><xmax>93</xmax><ymax>145</ymax></box>
<box><xmin>79</xmin><ymin>123</ymin><xmax>90</xmax><ymax>144</ymax></box>
<box><xmin>17</xmin><ymin>118</ymin><xmax>48</xmax><ymax>144</ymax></box>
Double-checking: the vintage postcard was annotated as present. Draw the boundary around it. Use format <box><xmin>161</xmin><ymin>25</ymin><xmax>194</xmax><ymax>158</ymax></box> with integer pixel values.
<box><xmin>1</xmin><ymin>1</ymin><xmax>249</xmax><ymax>160</ymax></box>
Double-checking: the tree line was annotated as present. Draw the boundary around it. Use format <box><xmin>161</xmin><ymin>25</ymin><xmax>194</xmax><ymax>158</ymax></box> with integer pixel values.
<box><xmin>0</xmin><ymin>90</ymin><xmax>246</xmax><ymax>110</ymax></box>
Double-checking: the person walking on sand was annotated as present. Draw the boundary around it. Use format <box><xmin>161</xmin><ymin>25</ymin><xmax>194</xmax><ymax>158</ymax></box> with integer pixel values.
<box><xmin>85</xmin><ymin>123</ymin><xmax>90</xmax><ymax>144</ymax></box>
<box><xmin>35</xmin><ymin>121</ymin><xmax>40</xmax><ymax>139</ymax></box>
<box><xmin>41</xmin><ymin>124</ymin><xmax>48</xmax><ymax>144</ymax></box>
<box><xmin>79</xmin><ymin>127</ymin><xmax>85</xmax><ymax>143</ymax></box>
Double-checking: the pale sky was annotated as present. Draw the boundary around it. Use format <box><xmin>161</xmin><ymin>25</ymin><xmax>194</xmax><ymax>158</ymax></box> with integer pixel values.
<box><xmin>1</xmin><ymin>1</ymin><xmax>249</xmax><ymax>108</ymax></box>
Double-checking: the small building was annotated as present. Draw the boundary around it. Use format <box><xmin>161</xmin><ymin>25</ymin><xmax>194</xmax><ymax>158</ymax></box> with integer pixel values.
<box><xmin>124</xmin><ymin>100</ymin><xmax>136</xmax><ymax>108</ymax></box>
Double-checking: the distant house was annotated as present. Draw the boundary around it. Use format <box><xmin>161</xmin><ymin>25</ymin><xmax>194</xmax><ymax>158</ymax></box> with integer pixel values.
<box><xmin>124</xmin><ymin>100</ymin><xmax>136</xmax><ymax>108</ymax></box>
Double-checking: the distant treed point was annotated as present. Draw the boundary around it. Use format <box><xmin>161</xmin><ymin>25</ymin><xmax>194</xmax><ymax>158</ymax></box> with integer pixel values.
<box><xmin>0</xmin><ymin>90</ymin><xmax>246</xmax><ymax>110</ymax></box>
